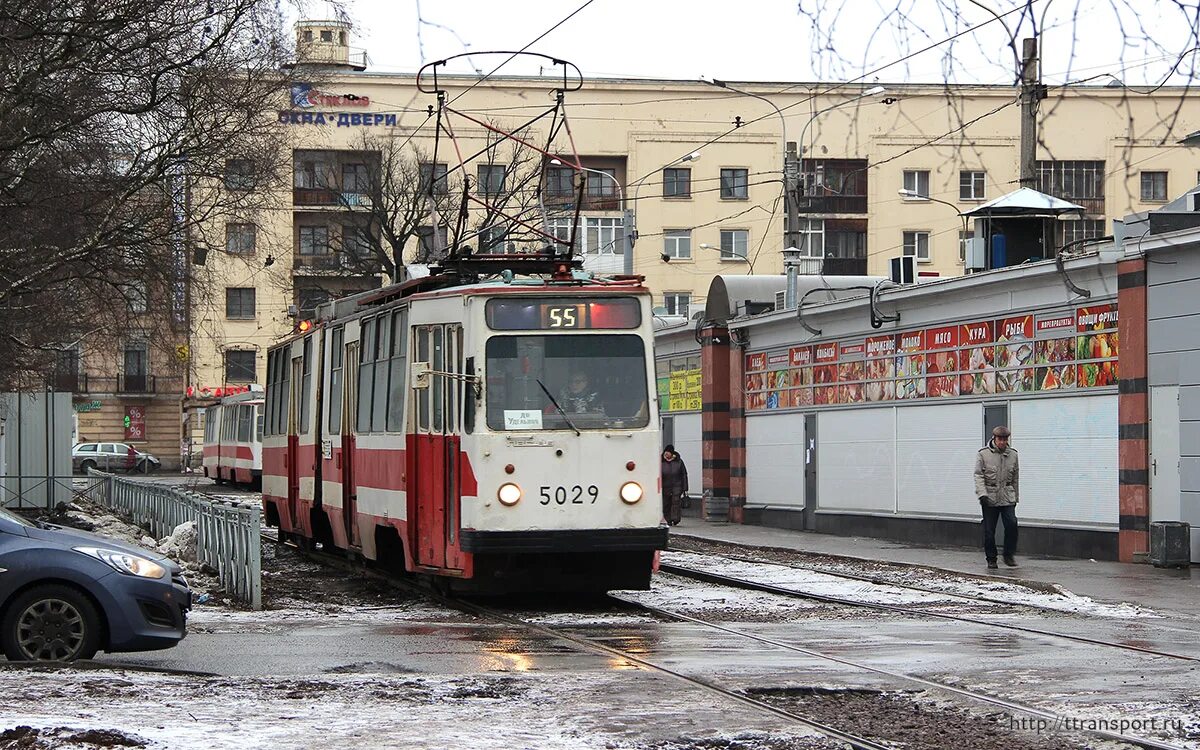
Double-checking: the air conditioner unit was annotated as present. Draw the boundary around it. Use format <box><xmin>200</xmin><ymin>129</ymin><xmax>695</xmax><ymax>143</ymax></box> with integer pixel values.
<box><xmin>889</xmin><ymin>255</ymin><xmax>915</xmax><ymax>284</ymax></box>
<box><xmin>965</xmin><ymin>238</ymin><xmax>987</xmax><ymax>271</ymax></box>
<box><xmin>797</xmin><ymin>258</ymin><xmax>823</xmax><ymax>275</ymax></box>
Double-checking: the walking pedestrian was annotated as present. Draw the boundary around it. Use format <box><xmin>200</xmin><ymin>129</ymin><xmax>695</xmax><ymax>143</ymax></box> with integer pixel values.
<box><xmin>975</xmin><ymin>425</ymin><xmax>1019</xmax><ymax>570</ymax></box>
<box><xmin>660</xmin><ymin>445</ymin><xmax>688</xmax><ymax>527</ymax></box>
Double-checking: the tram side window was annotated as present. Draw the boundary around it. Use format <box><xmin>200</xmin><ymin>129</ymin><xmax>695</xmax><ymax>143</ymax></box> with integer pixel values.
<box><xmin>328</xmin><ymin>327</ymin><xmax>344</xmax><ymax>434</ymax></box>
<box><xmin>356</xmin><ymin>318</ymin><xmax>375</xmax><ymax>433</ymax></box>
<box><xmin>372</xmin><ymin>316</ymin><xmax>390</xmax><ymax>431</ymax></box>
<box><xmin>256</xmin><ymin>406</ymin><xmax>264</xmax><ymax>442</ymax></box>
<box><xmin>415</xmin><ymin>327</ymin><xmax>430</xmax><ymax>432</ymax></box>
<box><xmin>263</xmin><ymin>353</ymin><xmax>274</xmax><ymax>436</ymax></box>
<box><xmin>431</xmin><ymin>327</ymin><xmax>445</xmax><ymax>432</ymax></box>
<box><xmin>300</xmin><ymin>336</ymin><xmax>313</xmax><ymax>434</ymax></box>
<box><xmin>238</xmin><ymin>405</ymin><xmax>252</xmax><ymax>442</ymax></box>
<box><xmin>386</xmin><ymin>310</ymin><xmax>407</xmax><ymax>432</ymax></box>
<box><xmin>277</xmin><ymin>349</ymin><xmax>290</xmax><ymax>436</ymax></box>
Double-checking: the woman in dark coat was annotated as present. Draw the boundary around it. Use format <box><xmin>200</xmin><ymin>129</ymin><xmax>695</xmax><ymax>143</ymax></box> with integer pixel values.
<box><xmin>660</xmin><ymin>444</ymin><xmax>689</xmax><ymax>526</ymax></box>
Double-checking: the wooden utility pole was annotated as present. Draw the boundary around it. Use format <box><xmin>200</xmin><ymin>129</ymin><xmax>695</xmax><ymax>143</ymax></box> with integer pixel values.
<box><xmin>1019</xmin><ymin>37</ymin><xmax>1043</xmax><ymax>188</ymax></box>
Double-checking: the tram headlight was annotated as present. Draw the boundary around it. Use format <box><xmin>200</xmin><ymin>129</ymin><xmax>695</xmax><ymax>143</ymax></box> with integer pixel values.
<box><xmin>619</xmin><ymin>482</ymin><xmax>643</xmax><ymax>504</ymax></box>
<box><xmin>497</xmin><ymin>483</ymin><xmax>522</xmax><ymax>506</ymax></box>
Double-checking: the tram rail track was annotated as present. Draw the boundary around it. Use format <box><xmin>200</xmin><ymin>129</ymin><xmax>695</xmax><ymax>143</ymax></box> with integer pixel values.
<box><xmin>269</xmin><ymin>531</ymin><xmax>1191</xmax><ymax>750</ymax></box>
<box><xmin>658</xmin><ymin>557</ymin><xmax>1200</xmax><ymax>664</ymax></box>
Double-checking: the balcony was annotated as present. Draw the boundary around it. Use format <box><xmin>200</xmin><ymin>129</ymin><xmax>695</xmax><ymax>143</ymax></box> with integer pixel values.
<box><xmin>293</xmin><ymin>188</ymin><xmax>371</xmax><ymax>208</ymax></box>
<box><xmin>543</xmin><ymin>192</ymin><xmax>621</xmax><ymax>212</ymax></box>
<box><xmin>797</xmin><ymin>194</ymin><xmax>868</xmax><ymax>214</ymax></box>
<box><xmin>822</xmin><ymin>257</ymin><xmax>868</xmax><ymax>276</ymax></box>
<box><xmin>67</xmin><ymin>374</ymin><xmax>181</xmax><ymax>395</ymax></box>
<box><xmin>293</xmin><ymin>253</ymin><xmax>380</xmax><ymax>276</ymax></box>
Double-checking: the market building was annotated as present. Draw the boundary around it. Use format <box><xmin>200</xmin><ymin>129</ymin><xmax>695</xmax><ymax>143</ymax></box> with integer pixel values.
<box><xmin>657</xmin><ymin>187</ymin><xmax>1200</xmax><ymax>564</ymax></box>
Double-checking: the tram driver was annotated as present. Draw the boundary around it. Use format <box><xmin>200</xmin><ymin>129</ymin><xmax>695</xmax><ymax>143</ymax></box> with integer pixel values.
<box><xmin>558</xmin><ymin>371</ymin><xmax>603</xmax><ymax>414</ymax></box>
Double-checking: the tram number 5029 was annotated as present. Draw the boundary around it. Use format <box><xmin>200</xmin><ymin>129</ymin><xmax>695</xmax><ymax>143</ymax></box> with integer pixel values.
<box><xmin>539</xmin><ymin>485</ymin><xmax>599</xmax><ymax>505</ymax></box>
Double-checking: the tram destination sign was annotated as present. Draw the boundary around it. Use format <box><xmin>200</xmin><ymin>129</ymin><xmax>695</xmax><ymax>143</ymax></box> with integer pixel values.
<box><xmin>485</xmin><ymin>297</ymin><xmax>641</xmax><ymax>330</ymax></box>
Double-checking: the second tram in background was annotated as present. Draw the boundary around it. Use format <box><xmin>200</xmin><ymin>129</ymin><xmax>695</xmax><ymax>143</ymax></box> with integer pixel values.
<box><xmin>262</xmin><ymin>262</ymin><xmax>667</xmax><ymax>593</ymax></box>
<box><xmin>202</xmin><ymin>390</ymin><xmax>264</xmax><ymax>489</ymax></box>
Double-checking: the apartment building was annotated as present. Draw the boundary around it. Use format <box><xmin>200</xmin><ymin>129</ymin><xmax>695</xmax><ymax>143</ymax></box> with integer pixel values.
<box><xmin>186</xmin><ymin>19</ymin><xmax>1200</xmax><ymax>391</ymax></box>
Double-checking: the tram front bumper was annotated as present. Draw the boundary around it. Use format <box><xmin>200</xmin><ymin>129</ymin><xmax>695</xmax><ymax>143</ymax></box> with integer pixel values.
<box><xmin>458</xmin><ymin>527</ymin><xmax>668</xmax><ymax>554</ymax></box>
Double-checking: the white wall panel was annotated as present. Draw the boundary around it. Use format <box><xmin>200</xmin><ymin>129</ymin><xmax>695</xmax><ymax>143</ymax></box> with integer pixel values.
<box><xmin>896</xmin><ymin>403</ymin><xmax>982</xmax><ymax>517</ymax></box>
<box><xmin>818</xmin><ymin>409</ymin><xmax>895</xmax><ymax>513</ymax></box>
<box><xmin>1011</xmin><ymin>395</ymin><xmax>1118</xmax><ymax>527</ymax></box>
<box><xmin>746</xmin><ymin>413</ymin><xmax>805</xmax><ymax>508</ymax></box>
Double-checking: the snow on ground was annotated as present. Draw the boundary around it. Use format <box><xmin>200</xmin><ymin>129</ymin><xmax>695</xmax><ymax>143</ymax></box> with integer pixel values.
<box><xmin>664</xmin><ymin>550</ymin><xmax>1159</xmax><ymax>619</ymax></box>
<box><xmin>0</xmin><ymin>667</ymin><xmax>831</xmax><ymax>750</ymax></box>
<box><xmin>186</xmin><ymin>601</ymin><xmax>465</xmax><ymax>633</ymax></box>
<box><xmin>617</xmin><ymin>572</ymin><xmax>823</xmax><ymax>621</ymax></box>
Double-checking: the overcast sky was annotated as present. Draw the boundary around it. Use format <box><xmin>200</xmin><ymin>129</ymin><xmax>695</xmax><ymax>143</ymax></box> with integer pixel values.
<box><xmin>291</xmin><ymin>0</ymin><xmax>1200</xmax><ymax>88</ymax></box>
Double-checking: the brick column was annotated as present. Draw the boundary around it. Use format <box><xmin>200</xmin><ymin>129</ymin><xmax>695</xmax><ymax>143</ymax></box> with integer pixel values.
<box><xmin>729</xmin><ymin>342</ymin><xmax>747</xmax><ymax>524</ymax></box>
<box><xmin>699</xmin><ymin>326</ymin><xmax>731</xmax><ymax>521</ymax></box>
<box><xmin>1117</xmin><ymin>258</ymin><xmax>1150</xmax><ymax>562</ymax></box>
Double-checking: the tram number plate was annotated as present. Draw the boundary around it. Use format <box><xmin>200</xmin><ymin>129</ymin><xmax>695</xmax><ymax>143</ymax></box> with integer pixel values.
<box><xmin>539</xmin><ymin>485</ymin><xmax>599</xmax><ymax>505</ymax></box>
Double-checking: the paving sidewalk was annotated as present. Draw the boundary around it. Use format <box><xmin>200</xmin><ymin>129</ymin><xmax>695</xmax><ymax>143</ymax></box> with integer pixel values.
<box><xmin>670</xmin><ymin>518</ymin><xmax>1200</xmax><ymax>621</ymax></box>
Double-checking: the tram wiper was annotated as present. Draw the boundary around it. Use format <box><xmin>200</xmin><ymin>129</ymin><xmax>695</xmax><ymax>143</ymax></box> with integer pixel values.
<box><xmin>536</xmin><ymin>378</ymin><xmax>581</xmax><ymax>436</ymax></box>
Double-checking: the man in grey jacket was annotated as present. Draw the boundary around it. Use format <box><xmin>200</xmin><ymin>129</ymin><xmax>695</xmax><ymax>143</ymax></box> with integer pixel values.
<box><xmin>975</xmin><ymin>425</ymin><xmax>1019</xmax><ymax>570</ymax></box>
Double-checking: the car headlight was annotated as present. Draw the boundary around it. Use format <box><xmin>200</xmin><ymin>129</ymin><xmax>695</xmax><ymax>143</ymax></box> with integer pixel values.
<box><xmin>74</xmin><ymin>547</ymin><xmax>167</xmax><ymax>579</ymax></box>
<box><xmin>620</xmin><ymin>482</ymin><xmax>643</xmax><ymax>504</ymax></box>
<box><xmin>497</xmin><ymin>483</ymin><xmax>522</xmax><ymax>506</ymax></box>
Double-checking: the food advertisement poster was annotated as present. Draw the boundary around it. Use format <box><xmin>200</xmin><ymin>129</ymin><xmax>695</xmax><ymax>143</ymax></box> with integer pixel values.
<box><xmin>746</xmin><ymin>302</ymin><xmax>1119</xmax><ymax>411</ymax></box>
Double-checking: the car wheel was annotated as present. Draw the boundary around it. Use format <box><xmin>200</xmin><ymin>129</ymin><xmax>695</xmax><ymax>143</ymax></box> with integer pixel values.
<box><xmin>79</xmin><ymin>459</ymin><xmax>96</xmax><ymax>474</ymax></box>
<box><xmin>1</xmin><ymin>584</ymin><xmax>102</xmax><ymax>662</ymax></box>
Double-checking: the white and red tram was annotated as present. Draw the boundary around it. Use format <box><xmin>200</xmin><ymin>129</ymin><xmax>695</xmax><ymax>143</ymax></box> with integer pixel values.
<box><xmin>262</xmin><ymin>270</ymin><xmax>668</xmax><ymax>592</ymax></box>
<box><xmin>202</xmin><ymin>391</ymin><xmax>264</xmax><ymax>488</ymax></box>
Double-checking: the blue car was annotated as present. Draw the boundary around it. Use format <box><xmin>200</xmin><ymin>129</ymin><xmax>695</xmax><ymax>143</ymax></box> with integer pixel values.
<box><xmin>0</xmin><ymin>506</ymin><xmax>191</xmax><ymax>661</ymax></box>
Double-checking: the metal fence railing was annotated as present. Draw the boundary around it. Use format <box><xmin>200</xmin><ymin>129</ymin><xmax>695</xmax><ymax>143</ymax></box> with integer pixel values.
<box><xmin>81</xmin><ymin>471</ymin><xmax>261</xmax><ymax>609</ymax></box>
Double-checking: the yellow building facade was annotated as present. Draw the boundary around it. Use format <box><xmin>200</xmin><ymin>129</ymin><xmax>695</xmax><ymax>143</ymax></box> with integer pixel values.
<box><xmin>187</xmin><ymin>22</ymin><xmax>1200</xmax><ymax>395</ymax></box>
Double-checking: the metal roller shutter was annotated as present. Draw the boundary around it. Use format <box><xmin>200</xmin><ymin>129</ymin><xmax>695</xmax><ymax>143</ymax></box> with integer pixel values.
<box><xmin>746</xmin><ymin>412</ymin><xmax>805</xmax><ymax>508</ymax></box>
<box><xmin>818</xmin><ymin>408</ymin><xmax>896</xmax><ymax>513</ymax></box>
<box><xmin>896</xmin><ymin>402</ymin><xmax>982</xmax><ymax>517</ymax></box>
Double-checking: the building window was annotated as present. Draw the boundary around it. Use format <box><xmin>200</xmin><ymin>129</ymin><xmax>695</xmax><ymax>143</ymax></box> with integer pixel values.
<box><xmin>585</xmin><ymin>216</ymin><xmax>624</xmax><ymax>255</ymax></box>
<box><xmin>1057</xmin><ymin>218</ymin><xmax>1106</xmax><ymax>247</ymax></box>
<box><xmin>794</xmin><ymin>218</ymin><xmax>824</xmax><ymax>258</ymax></box>
<box><xmin>53</xmin><ymin>347</ymin><xmax>80</xmax><ymax>391</ymax></box>
<box><xmin>477</xmin><ymin>164</ymin><xmax>506</xmax><ymax>195</ymax></box>
<box><xmin>823</xmin><ymin>219</ymin><xmax>867</xmax><ymax>259</ymax></box>
<box><xmin>320</xmin><ymin>29</ymin><xmax>333</xmax><ymax>43</ymax></box>
<box><xmin>122</xmin><ymin>343</ymin><xmax>148</xmax><ymax>393</ymax></box>
<box><xmin>418</xmin><ymin>162</ymin><xmax>448</xmax><ymax>195</ymax></box>
<box><xmin>720</xmin><ymin>229</ymin><xmax>748</xmax><ymax>261</ymax></box>
<box><xmin>478</xmin><ymin>225</ymin><xmax>516</xmax><ymax>253</ymax></box>
<box><xmin>720</xmin><ymin>168</ymin><xmax>749</xmax><ymax>199</ymax></box>
<box><xmin>960</xmin><ymin>170</ymin><xmax>986</xmax><ymax>200</ymax></box>
<box><xmin>224</xmin><ymin>159</ymin><xmax>255</xmax><ymax>191</ymax></box>
<box><xmin>547</xmin><ymin>217</ymin><xmax>580</xmax><ymax>254</ymax></box>
<box><xmin>298</xmin><ymin>226</ymin><xmax>330</xmax><ymax>255</ymax></box>
<box><xmin>1036</xmin><ymin>160</ymin><xmax>1104</xmax><ymax>213</ymax></box>
<box><xmin>225</xmin><ymin>288</ymin><xmax>256</xmax><ymax>319</ymax></box>
<box><xmin>342</xmin><ymin>225</ymin><xmax>374</xmax><ymax>263</ymax></box>
<box><xmin>293</xmin><ymin>156</ymin><xmax>320</xmax><ymax>189</ymax></box>
<box><xmin>416</xmin><ymin>225</ymin><xmax>448</xmax><ymax>259</ymax></box>
<box><xmin>546</xmin><ymin>166</ymin><xmax>575</xmax><ymax>197</ymax></box>
<box><xmin>663</xmin><ymin>168</ymin><xmax>691</xmax><ymax>198</ymax></box>
<box><xmin>225</xmin><ymin>223</ymin><xmax>256</xmax><ymax>255</ymax></box>
<box><xmin>663</xmin><ymin>230</ymin><xmax>692</xmax><ymax>259</ymax></box>
<box><xmin>958</xmin><ymin>230</ymin><xmax>973</xmax><ymax>264</ymax></box>
<box><xmin>123</xmin><ymin>282</ymin><xmax>147</xmax><ymax>313</ymax></box>
<box><xmin>303</xmin><ymin>30</ymin><xmax>313</xmax><ymax>42</ymax></box>
<box><xmin>1141</xmin><ymin>171</ymin><xmax>1168</xmax><ymax>202</ymax></box>
<box><xmin>225</xmin><ymin>350</ymin><xmax>256</xmax><ymax>383</ymax></box>
<box><xmin>297</xmin><ymin>287</ymin><xmax>330</xmax><ymax>316</ymax></box>
<box><xmin>585</xmin><ymin>168</ymin><xmax>617</xmax><ymax>197</ymax></box>
<box><xmin>342</xmin><ymin>163</ymin><xmax>369</xmax><ymax>193</ymax></box>
<box><xmin>663</xmin><ymin>293</ymin><xmax>690</xmax><ymax>317</ymax></box>
<box><xmin>902</xmin><ymin>230</ymin><xmax>931</xmax><ymax>262</ymax></box>
<box><xmin>902</xmin><ymin>170</ymin><xmax>930</xmax><ymax>198</ymax></box>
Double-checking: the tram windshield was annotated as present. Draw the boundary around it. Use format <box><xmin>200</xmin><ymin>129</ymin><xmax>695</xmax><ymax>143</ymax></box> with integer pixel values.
<box><xmin>485</xmin><ymin>334</ymin><xmax>650</xmax><ymax>431</ymax></box>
